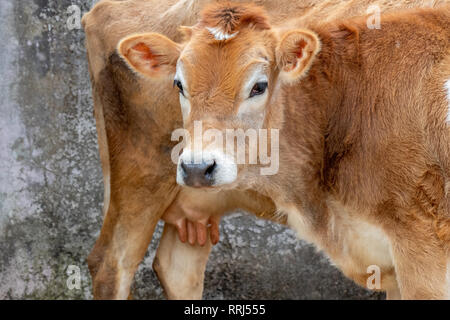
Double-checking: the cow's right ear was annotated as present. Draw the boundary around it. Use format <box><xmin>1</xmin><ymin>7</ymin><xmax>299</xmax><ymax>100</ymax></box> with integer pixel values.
<box><xmin>118</xmin><ymin>33</ymin><xmax>181</xmax><ymax>78</ymax></box>
<box><xmin>276</xmin><ymin>29</ymin><xmax>321</xmax><ymax>84</ymax></box>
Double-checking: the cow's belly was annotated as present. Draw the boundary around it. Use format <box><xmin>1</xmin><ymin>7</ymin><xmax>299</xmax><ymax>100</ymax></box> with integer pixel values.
<box><xmin>278</xmin><ymin>200</ymin><xmax>394</xmax><ymax>288</ymax></box>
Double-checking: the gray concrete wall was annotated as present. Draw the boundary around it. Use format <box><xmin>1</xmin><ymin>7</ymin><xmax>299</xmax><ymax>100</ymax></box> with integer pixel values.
<box><xmin>0</xmin><ymin>0</ymin><xmax>382</xmax><ymax>300</ymax></box>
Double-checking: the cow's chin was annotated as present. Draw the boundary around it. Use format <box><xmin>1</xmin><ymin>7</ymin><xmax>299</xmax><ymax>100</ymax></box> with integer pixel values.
<box><xmin>176</xmin><ymin>149</ymin><xmax>238</xmax><ymax>189</ymax></box>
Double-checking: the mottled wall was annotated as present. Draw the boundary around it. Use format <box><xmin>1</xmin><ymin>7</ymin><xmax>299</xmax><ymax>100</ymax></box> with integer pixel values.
<box><xmin>0</xmin><ymin>0</ymin><xmax>382</xmax><ymax>300</ymax></box>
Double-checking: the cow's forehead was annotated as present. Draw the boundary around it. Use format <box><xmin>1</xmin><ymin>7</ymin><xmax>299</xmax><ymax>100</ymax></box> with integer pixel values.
<box><xmin>179</xmin><ymin>28</ymin><xmax>276</xmax><ymax>84</ymax></box>
<box><xmin>177</xmin><ymin>0</ymin><xmax>275</xmax><ymax>86</ymax></box>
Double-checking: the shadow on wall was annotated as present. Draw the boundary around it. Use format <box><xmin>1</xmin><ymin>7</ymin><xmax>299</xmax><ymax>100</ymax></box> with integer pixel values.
<box><xmin>0</xmin><ymin>0</ymin><xmax>383</xmax><ymax>300</ymax></box>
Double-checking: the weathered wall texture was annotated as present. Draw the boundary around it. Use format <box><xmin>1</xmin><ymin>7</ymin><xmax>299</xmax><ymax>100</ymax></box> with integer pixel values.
<box><xmin>0</xmin><ymin>0</ymin><xmax>382</xmax><ymax>299</ymax></box>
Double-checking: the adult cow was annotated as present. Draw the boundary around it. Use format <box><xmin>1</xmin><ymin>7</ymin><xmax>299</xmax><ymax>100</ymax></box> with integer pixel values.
<box><xmin>118</xmin><ymin>2</ymin><xmax>450</xmax><ymax>299</ymax></box>
<box><xmin>83</xmin><ymin>0</ymin><xmax>447</xmax><ymax>299</ymax></box>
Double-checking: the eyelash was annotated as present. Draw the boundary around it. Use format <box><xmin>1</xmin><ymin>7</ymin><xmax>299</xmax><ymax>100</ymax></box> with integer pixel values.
<box><xmin>173</xmin><ymin>79</ymin><xmax>184</xmax><ymax>96</ymax></box>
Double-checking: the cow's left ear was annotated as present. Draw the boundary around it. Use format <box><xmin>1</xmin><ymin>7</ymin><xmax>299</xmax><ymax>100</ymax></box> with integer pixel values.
<box><xmin>276</xmin><ymin>29</ymin><xmax>321</xmax><ymax>83</ymax></box>
<box><xmin>118</xmin><ymin>33</ymin><xmax>181</xmax><ymax>78</ymax></box>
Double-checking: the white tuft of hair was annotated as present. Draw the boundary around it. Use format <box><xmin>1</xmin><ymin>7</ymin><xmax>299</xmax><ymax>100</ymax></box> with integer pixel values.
<box><xmin>206</xmin><ymin>26</ymin><xmax>239</xmax><ymax>41</ymax></box>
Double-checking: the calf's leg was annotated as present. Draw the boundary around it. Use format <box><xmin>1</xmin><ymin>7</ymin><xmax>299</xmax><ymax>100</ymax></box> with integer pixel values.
<box><xmin>88</xmin><ymin>195</ymin><xmax>171</xmax><ymax>299</ymax></box>
<box><xmin>388</xmin><ymin>216</ymin><xmax>448</xmax><ymax>299</ymax></box>
<box><xmin>153</xmin><ymin>223</ymin><xmax>213</xmax><ymax>299</ymax></box>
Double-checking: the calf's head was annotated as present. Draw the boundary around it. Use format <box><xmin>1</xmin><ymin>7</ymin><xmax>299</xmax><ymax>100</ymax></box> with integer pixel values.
<box><xmin>118</xmin><ymin>2</ymin><xmax>321</xmax><ymax>188</ymax></box>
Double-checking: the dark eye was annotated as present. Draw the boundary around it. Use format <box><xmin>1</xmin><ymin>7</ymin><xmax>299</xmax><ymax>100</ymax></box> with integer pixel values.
<box><xmin>173</xmin><ymin>79</ymin><xmax>184</xmax><ymax>96</ymax></box>
<box><xmin>249</xmin><ymin>82</ymin><xmax>268</xmax><ymax>98</ymax></box>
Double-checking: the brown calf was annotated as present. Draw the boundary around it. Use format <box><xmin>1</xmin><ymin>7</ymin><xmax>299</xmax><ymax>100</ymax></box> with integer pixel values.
<box><xmin>118</xmin><ymin>2</ymin><xmax>450</xmax><ymax>299</ymax></box>
<box><xmin>84</xmin><ymin>0</ymin><xmax>448</xmax><ymax>299</ymax></box>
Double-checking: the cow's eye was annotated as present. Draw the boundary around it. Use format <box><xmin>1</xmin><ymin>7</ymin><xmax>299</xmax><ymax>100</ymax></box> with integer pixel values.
<box><xmin>249</xmin><ymin>82</ymin><xmax>268</xmax><ymax>98</ymax></box>
<box><xmin>173</xmin><ymin>79</ymin><xmax>184</xmax><ymax>96</ymax></box>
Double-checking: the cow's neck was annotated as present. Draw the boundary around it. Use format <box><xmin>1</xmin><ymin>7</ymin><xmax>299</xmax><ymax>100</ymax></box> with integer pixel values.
<box><xmin>260</xmin><ymin>25</ymin><xmax>364</xmax><ymax>218</ymax></box>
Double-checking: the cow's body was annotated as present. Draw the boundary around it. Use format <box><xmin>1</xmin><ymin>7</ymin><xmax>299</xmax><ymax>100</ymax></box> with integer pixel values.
<box><xmin>281</xmin><ymin>10</ymin><xmax>450</xmax><ymax>296</ymax></box>
<box><xmin>84</xmin><ymin>0</ymin><xmax>448</xmax><ymax>299</ymax></box>
<box><xmin>253</xmin><ymin>9</ymin><xmax>450</xmax><ymax>299</ymax></box>
<box><xmin>119</xmin><ymin>3</ymin><xmax>450</xmax><ymax>299</ymax></box>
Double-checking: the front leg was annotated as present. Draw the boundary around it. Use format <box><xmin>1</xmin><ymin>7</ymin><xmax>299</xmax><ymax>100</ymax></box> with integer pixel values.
<box><xmin>153</xmin><ymin>223</ymin><xmax>213</xmax><ymax>299</ymax></box>
<box><xmin>388</xmin><ymin>216</ymin><xmax>449</xmax><ymax>299</ymax></box>
<box><xmin>386</xmin><ymin>285</ymin><xmax>402</xmax><ymax>300</ymax></box>
<box><xmin>88</xmin><ymin>187</ymin><xmax>177</xmax><ymax>299</ymax></box>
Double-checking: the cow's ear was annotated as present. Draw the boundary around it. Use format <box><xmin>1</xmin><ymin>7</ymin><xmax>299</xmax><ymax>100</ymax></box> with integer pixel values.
<box><xmin>118</xmin><ymin>33</ymin><xmax>181</xmax><ymax>78</ymax></box>
<box><xmin>276</xmin><ymin>29</ymin><xmax>321</xmax><ymax>83</ymax></box>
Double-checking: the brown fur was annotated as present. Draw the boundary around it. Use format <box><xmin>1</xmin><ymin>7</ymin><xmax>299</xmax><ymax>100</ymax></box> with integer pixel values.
<box><xmin>84</xmin><ymin>0</ymin><xmax>448</xmax><ymax>300</ymax></box>
<box><xmin>199</xmin><ymin>1</ymin><xmax>271</xmax><ymax>33</ymax></box>
<box><xmin>119</xmin><ymin>3</ymin><xmax>450</xmax><ymax>299</ymax></box>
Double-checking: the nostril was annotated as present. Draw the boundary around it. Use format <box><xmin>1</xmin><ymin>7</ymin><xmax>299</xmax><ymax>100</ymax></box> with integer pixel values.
<box><xmin>205</xmin><ymin>161</ymin><xmax>216</xmax><ymax>176</ymax></box>
<box><xmin>180</xmin><ymin>160</ymin><xmax>216</xmax><ymax>187</ymax></box>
